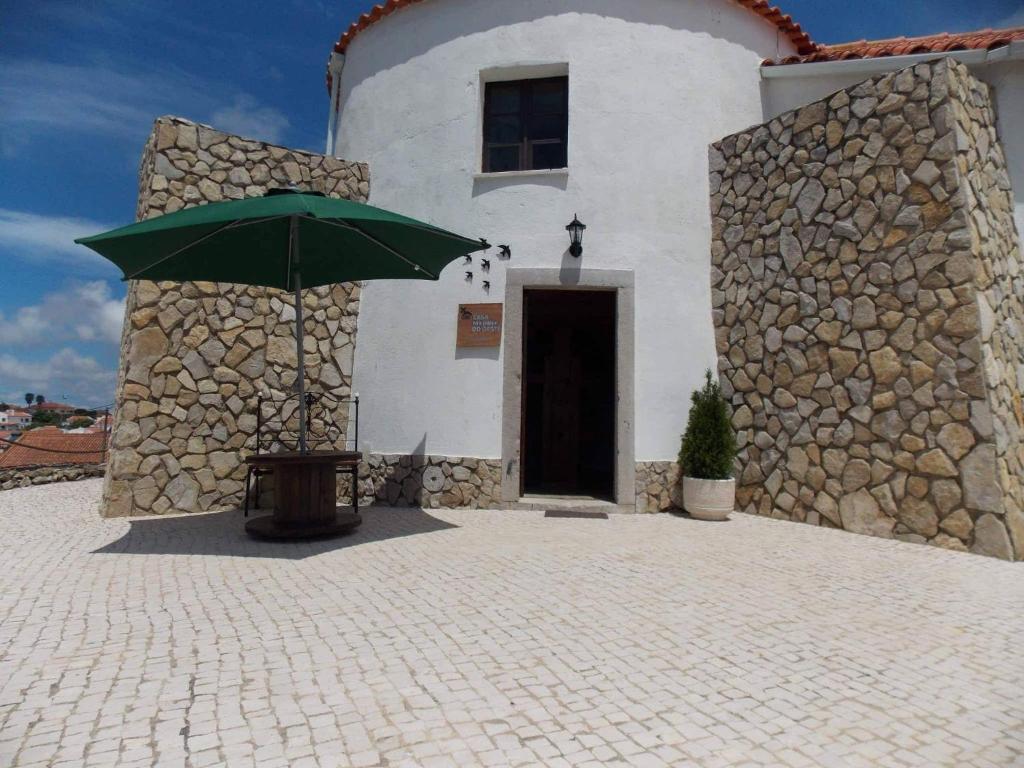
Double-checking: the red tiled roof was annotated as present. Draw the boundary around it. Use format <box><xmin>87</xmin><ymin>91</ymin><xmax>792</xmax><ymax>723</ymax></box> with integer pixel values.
<box><xmin>331</xmin><ymin>0</ymin><xmax>818</xmax><ymax>58</ymax></box>
<box><xmin>765</xmin><ymin>26</ymin><xmax>1024</xmax><ymax>65</ymax></box>
<box><xmin>0</xmin><ymin>429</ymin><xmax>106</xmax><ymax>468</ymax></box>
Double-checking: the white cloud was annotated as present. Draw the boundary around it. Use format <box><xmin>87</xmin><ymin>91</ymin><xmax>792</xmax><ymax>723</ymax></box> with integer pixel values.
<box><xmin>211</xmin><ymin>95</ymin><xmax>291</xmax><ymax>144</ymax></box>
<box><xmin>0</xmin><ymin>281</ymin><xmax>125</xmax><ymax>347</ymax></box>
<box><xmin>0</xmin><ymin>348</ymin><xmax>117</xmax><ymax>408</ymax></box>
<box><xmin>0</xmin><ymin>208</ymin><xmax>119</xmax><ymax>271</ymax></box>
<box><xmin>0</xmin><ymin>60</ymin><xmax>161</xmax><ymax>141</ymax></box>
<box><xmin>0</xmin><ymin>58</ymin><xmax>291</xmax><ymax>150</ymax></box>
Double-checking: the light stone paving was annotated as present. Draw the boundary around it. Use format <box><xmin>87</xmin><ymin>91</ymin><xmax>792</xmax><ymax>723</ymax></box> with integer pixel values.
<box><xmin>1</xmin><ymin>479</ymin><xmax>1022</xmax><ymax>768</ymax></box>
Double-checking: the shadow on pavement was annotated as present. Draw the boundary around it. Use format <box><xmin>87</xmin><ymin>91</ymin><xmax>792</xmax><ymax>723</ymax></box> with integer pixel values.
<box><xmin>93</xmin><ymin>506</ymin><xmax>459</xmax><ymax>559</ymax></box>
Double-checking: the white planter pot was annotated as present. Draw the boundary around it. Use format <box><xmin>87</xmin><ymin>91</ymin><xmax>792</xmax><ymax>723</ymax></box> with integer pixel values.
<box><xmin>683</xmin><ymin>476</ymin><xmax>735</xmax><ymax>521</ymax></box>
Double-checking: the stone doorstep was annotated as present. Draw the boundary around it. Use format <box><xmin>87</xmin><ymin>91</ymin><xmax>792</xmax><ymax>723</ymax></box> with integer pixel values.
<box><xmin>502</xmin><ymin>495</ymin><xmax>637</xmax><ymax>515</ymax></box>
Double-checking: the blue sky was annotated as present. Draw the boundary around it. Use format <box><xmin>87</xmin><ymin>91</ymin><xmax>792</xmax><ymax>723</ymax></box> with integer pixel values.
<box><xmin>1</xmin><ymin>0</ymin><xmax>1021</xmax><ymax>407</ymax></box>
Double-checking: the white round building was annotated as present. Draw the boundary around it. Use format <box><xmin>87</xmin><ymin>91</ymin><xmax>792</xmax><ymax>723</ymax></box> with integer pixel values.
<box><xmin>327</xmin><ymin>0</ymin><xmax>810</xmax><ymax>508</ymax></box>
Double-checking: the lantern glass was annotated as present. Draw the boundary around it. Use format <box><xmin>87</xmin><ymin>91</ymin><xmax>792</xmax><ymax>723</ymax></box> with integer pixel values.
<box><xmin>566</xmin><ymin>214</ymin><xmax>586</xmax><ymax>257</ymax></box>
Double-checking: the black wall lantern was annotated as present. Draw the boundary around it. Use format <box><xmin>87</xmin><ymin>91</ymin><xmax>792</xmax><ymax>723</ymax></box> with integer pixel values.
<box><xmin>566</xmin><ymin>214</ymin><xmax>586</xmax><ymax>258</ymax></box>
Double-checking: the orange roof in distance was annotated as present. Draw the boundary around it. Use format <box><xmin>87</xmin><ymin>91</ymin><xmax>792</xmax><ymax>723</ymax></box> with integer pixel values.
<box><xmin>0</xmin><ymin>429</ymin><xmax>106</xmax><ymax>468</ymax></box>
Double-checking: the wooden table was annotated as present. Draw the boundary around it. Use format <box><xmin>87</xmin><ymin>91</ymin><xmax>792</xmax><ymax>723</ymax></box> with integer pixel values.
<box><xmin>244</xmin><ymin>450</ymin><xmax>362</xmax><ymax>540</ymax></box>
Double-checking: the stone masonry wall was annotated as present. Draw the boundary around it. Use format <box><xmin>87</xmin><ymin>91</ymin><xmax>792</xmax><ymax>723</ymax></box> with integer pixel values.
<box><xmin>635</xmin><ymin>461</ymin><xmax>681</xmax><ymax>513</ymax></box>
<box><xmin>254</xmin><ymin>454</ymin><xmax>502</xmax><ymax>510</ymax></box>
<box><xmin>103</xmin><ymin>116</ymin><xmax>368</xmax><ymax>516</ymax></box>
<box><xmin>358</xmin><ymin>455</ymin><xmax>502</xmax><ymax>508</ymax></box>
<box><xmin>1</xmin><ymin>464</ymin><xmax>104</xmax><ymax>491</ymax></box>
<box><xmin>954</xmin><ymin>71</ymin><xmax>1024</xmax><ymax>557</ymax></box>
<box><xmin>709</xmin><ymin>59</ymin><xmax>1024</xmax><ymax>559</ymax></box>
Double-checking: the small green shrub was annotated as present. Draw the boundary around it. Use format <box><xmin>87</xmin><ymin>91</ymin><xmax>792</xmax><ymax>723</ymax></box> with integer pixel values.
<box><xmin>678</xmin><ymin>369</ymin><xmax>737</xmax><ymax>480</ymax></box>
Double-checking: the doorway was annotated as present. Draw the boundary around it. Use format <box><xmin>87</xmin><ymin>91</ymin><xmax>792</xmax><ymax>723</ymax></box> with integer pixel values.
<box><xmin>522</xmin><ymin>289</ymin><xmax>616</xmax><ymax>499</ymax></box>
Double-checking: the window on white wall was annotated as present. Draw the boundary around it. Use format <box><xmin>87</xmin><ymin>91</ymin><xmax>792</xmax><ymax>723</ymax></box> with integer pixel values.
<box><xmin>482</xmin><ymin>76</ymin><xmax>568</xmax><ymax>173</ymax></box>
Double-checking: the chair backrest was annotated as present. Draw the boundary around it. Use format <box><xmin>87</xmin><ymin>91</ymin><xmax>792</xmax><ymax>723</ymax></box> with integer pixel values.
<box><xmin>252</xmin><ymin>391</ymin><xmax>360</xmax><ymax>455</ymax></box>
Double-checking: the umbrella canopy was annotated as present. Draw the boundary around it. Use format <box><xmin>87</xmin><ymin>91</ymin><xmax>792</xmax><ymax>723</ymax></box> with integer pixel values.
<box><xmin>76</xmin><ymin>189</ymin><xmax>488</xmax><ymax>290</ymax></box>
<box><xmin>77</xmin><ymin>189</ymin><xmax>489</xmax><ymax>452</ymax></box>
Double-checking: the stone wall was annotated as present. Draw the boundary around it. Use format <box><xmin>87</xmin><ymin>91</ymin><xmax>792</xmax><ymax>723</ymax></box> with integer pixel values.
<box><xmin>954</xmin><ymin>72</ymin><xmax>1024</xmax><ymax>557</ymax></box>
<box><xmin>1</xmin><ymin>464</ymin><xmax>105</xmax><ymax>490</ymax></box>
<box><xmin>709</xmin><ymin>59</ymin><xmax>1024</xmax><ymax>559</ymax></box>
<box><xmin>260</xmin><ymin>457</ymin><xmax>673</xmax><ymax>512</ymax></box>
<box><xmin>357</xmin><ymin>458</ymin><xmax>664</xmax><ymax>511</ymax></box>
<box><xmin>359</xmin><ymin>454</ymin><xmax>502</xmax><ymax>508</ymax></box>
<box><xmin>253</xmin><ymin>454</ymin><xmax>501</xmax><ymax>510</ymax></box>
<box><xmin>635</xmin><ymin>461</ymin><xmax>681</xmax><ymax>512</ymax></box>
<box><xmin>104</xmin><ymin>117</ymin><xmax>368</xmax><ymax>517</ymax></box>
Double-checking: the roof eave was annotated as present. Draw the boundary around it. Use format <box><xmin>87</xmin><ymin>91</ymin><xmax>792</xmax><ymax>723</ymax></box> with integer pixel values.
<box><xmin>762</xmin><ymin>39</ymin><xmax>1024</xmax><ymax>78</ymax></box>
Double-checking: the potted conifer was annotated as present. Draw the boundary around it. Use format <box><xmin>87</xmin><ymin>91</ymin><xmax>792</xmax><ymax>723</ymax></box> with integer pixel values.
<box><xmin>678</xmin><ymin>369</ymin><xmax>737</xmax><ymax>520</ymax></box>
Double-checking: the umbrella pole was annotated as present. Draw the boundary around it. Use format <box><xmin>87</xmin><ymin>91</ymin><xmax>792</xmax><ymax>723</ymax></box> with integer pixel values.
<box><xmin>291</xmin><ymin>215</ymin><xmax>308</xmax><ymax>454</ymax></box>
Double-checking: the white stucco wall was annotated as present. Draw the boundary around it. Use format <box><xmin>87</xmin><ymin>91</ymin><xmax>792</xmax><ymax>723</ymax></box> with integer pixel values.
<box><xmin>762</xmin><ymin>52</ymin><xmax>1024</xmax><ymax>243</ymax></box>
<box><xmin>333</xmin><ymin>0</ymin><xmax>796</xmax><ymax>461</ymax></box>
<box><xmin>985</xmin><ymin>61</ymin><xmax>1024</xmax><ymax>241</ymax></box>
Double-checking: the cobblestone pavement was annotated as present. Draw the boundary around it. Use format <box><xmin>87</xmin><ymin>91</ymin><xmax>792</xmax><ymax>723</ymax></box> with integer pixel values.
<box><xmin>1</xmin><ymin>479</ymin><xmax>1022</xmax><ymax>768</ymax></box>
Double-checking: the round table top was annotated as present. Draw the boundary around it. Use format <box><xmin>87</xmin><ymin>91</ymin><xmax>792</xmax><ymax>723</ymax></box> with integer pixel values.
<box><xmin>246</xmin><ymin>450</ymin><xmax>361</xmax><ymax>467</ymax></box>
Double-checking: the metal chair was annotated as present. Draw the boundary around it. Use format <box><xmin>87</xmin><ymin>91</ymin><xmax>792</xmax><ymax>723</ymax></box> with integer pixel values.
<box><xmin>243</xmin><ymin>391</ymin><xmax>360</xmax><ymax>516</ymax></box>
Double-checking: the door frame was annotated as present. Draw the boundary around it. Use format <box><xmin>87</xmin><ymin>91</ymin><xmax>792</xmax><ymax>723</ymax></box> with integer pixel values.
<box><xmin>501</xmin><ymin>269</ymin><xmax>635</xmax><ymax>505</ymax></box>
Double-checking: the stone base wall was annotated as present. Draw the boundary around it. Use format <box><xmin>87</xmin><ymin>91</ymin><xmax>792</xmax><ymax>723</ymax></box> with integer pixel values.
<box><xmin>358</xmin><ymin>455</ymin><xmax>503</xmax><ymax>508</ymax></box>
<box><xmin>956</xmin><ymin>71</ymin><xmax>1024</xmax><ymax>557</ymax></box>
<box><xmin>253</xmin><ymin>454</ymin><xmax>502</xmax><ymax>510</ymax></box>
<box><xmin>254</xmin><ymin>455</ymin><xmax>689</xmax><ymax>512</ymax></box>
<box><xmin>635</xmin><ymin>461</ymin><xmax>681</xmax><ymax>512</ymax></box>
<box><xmin>104</xmin><ymin>117</ymin><xmax>368</xmax><ymax>517</ymax></box>
<box><xmin>709</xmin><ymin>59</ymin><xmax>1024</xmax><ymax>559</ymax></box>
<box><xmin>1</xmin><ymin>464</ymin><xmax>105</xmax><ymax>491</ymax></box>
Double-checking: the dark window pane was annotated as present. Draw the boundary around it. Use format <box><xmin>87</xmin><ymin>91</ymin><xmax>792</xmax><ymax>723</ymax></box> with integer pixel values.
<box><xmin>530</xmin><ymin>79</ymin><xmax>566</xmax><ymax>113</ymax></box>
<box><xmin>488</xmin><ymin>145</ymin><xmax>521</xmax><ymax>172</ymax></box>
<box><xmin>529</xmin><ymin>113</ymin><xmax>564</xmax><ymax>141</ymax></box>
<box><xmin>530</xmin><ymin>141</ymin><xmax>566</xmax><ymax>170</ymax></box>
<box><xmin>486</xmin><ymin>83</ymin><xmax>521</xmax><ymax>114</ymax></box>
<box><xmin>486</xmin><ymin>114</ymin><xmax>521</xmax><ymax>143</ymax></box>
<box><xmin>483</xmin><ymin>76</ymin><xmax>567</xmax><ymax>173</ymax></box>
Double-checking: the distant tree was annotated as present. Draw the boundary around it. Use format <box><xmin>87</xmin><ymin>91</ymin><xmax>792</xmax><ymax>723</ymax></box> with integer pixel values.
<box><xmin>35</xmin><ymin>394</ymin><xmax>45</xmax><ymax>406</ymax></box>
<box><xmin>0</xmin><ymin>402</ymin><xmax>9</xmax><ymax>411</ymax></box>
<box><xmin>67</xmin><ymin>416</ymin><xmax>94</xmax><ymax>428</ymax></box>
<box><xmin>24</xmin><ymin>393</ymin><xmax>34</xmax><ymax>406</ymax></box>
<box><xmin>30</xmin><ymin>411</ymin><xmax>63</xmax><ymax>427</ymax></box>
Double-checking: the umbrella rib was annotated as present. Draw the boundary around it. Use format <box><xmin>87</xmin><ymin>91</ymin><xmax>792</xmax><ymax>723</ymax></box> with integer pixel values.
<box><xmin>377</xmin><ymin>219</ymin><xmax>487</xmax><ymax>249</ymax></box>
<box><xmin>122</xmin><ymin>215</ymin><xmax>289</xmax><ymax>281</ymax></box>
<box><xmin>309</xmin><ymin>216</ymin><xmax>438</xmax><ymax>279</ymax></box>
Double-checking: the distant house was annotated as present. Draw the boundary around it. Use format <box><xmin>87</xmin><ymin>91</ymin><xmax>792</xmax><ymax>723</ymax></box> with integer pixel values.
<box><xmin>89</xmin><ymin>414</ymin><xmax>112</xmax><ymax>434</ymax></box>
<box><xmin>0</xmin><ymin>427</ymin><xmax>106</xmax><ymax>468</ymax></box>
<box><xmin>29</xmin><ymin>401</ymin><xmax>75</xmax><ymax>414</ymax></box>
<box><xmin>0</xmin><ymin>410</ymin><xmax>31</xmax><ymax>430</ymax></box>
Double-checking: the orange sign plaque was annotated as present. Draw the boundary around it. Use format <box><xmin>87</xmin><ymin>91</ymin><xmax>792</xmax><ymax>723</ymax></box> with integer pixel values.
<box><xmin>456</xmin><ymin>303</ymin><xmax>503</xmax><ymax>348</ymax></box>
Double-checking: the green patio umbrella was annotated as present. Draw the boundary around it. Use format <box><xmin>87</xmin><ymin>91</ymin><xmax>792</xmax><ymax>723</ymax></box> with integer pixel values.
<box><xmin>77</xmin><ymin>189</ymin><xmax>489</xmax><ymax>452</ymax></box>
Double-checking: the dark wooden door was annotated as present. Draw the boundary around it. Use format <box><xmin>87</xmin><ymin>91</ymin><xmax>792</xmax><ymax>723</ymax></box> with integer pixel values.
<box><xmin>522</xmin><ymin>290</ymin><xmax>615</xmax><ymax>498</ymax></box>
<box><xmin>541</xmin><ymin>328</ymin><xmax>582</xmax><ymax>487</ymax></box>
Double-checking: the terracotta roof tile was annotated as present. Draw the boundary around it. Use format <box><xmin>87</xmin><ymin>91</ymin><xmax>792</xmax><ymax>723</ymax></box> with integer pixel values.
<box><xmin>31</xmin><ymin>401</ymin><xmax>75</xmax><ymax>411</ymax></box>
<box><xmin>329</xmin><ymin>0</ymin><xmax>817</xmax><ymax>88</ymax></box>
<box><xmin>765</xmin><ymin>26</ymin><xmax>1024</xmax><ymax>65</ymax></box>
<box><xmin>0</xmin><ymin>429</ymin><xmax>106</xmax><ymax>468</ymax></box>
